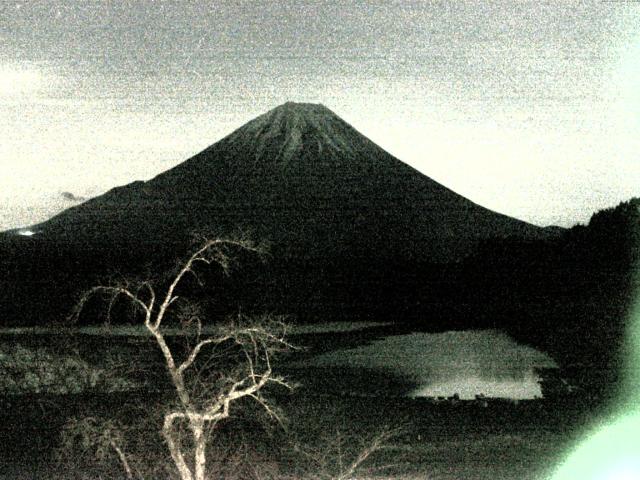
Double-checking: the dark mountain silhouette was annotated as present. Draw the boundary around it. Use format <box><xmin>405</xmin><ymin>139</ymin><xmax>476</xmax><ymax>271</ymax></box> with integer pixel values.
<box><xmin>1</xmin><ymin>102</ymin><xmax>551</xmax><ymax>325</ymax></box>
<box><xmin>31</xmin><ymin>102</ymin><xmax>544</xmax><ymax>261</ymax></box>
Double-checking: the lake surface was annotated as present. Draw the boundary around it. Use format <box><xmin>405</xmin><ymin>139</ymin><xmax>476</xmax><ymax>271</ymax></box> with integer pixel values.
<box><xmin>299</xmin><ymin>329</ymin><xmax>557</xmax><ymax>399</ymax></box>
<box><xmin>0</xmin><ymin>324</ymin><xmax>558</xmax><ymax>400</ymax></box>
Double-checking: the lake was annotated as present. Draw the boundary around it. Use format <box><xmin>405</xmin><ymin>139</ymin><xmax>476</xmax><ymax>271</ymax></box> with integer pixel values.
<box><xmin>295</xmin><ymin>328</ymin><xmax>557</xmax><ymax>399</ymax></box>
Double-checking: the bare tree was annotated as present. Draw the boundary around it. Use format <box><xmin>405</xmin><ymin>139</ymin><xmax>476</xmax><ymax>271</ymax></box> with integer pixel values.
<box><xmin>57</xmin><ymin>416</ymin><xmax>138</xmax><ymax>479</ymax></box>
<box><xmin>72</xmin><ymin>239</ymin><xmax>293</xmax><ymax>480</ymax></box>
<box><xmin>291</xmin><ymin>427</ymin><xmax>402</xmax><ymax>480</ymax></box>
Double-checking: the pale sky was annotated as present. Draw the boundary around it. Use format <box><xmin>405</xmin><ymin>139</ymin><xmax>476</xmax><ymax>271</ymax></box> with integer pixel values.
<box><xmin>1</xmin><ymin>0</ymin><xmax>639</xmax><ymax>230</ymax></box>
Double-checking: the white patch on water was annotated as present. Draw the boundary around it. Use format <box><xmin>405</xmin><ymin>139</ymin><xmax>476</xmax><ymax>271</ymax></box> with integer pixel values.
<box><xmin>300</xmin><ymin>330</ymin><xmax>557</xmax><ymax>399</ymax></box>
<box><xmin>408</xmin><ymin>373</ymin><xmax>545</xmax><ymax>400</ymax></box>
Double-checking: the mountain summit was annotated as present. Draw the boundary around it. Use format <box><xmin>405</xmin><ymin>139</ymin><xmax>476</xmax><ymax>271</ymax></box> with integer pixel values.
<box><xmin>224</xmin><ymin>102</ymin><xmax>361</xmax><ymax>164</ymax></box>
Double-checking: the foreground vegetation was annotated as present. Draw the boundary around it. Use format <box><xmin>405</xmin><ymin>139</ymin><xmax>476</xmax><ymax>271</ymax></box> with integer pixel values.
<box><xmin>0</xmin><ymin>328</ymin><xmax>597</xmax><ymax>479</ymax></box>
<box><xmin>0</xmin><ymin>387</ymin><xmax>593</xmax><ymax>479</ymax></box>
<box><xmin>0</xmin><ymin>235</ymin><xmax>618</xmax><ymax>479</ymax></box>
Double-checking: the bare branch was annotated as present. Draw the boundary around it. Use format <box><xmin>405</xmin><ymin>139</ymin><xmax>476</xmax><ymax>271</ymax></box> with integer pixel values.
<box><xmin>153</xmin><ymin>238</ymin><xmax>261</xmax><ymax>330</ymax></box>
<box><xmin>70</xmin><ymin>285</ymin><xmax>152</xmax><ymax>324</ymax></box>
<box><xmin>247</xmin><ymin>393</ymin><xmax>286</xmax><ymax>428</ymax></box>
<box><xmin>177</xmin><ymin>336</ymin><xmax>232</xmax><ymax>375</ymax></box>
<box><xmin>333</xmin><ymin>428</ymin><xmax>399</xmax><ymax>480</ymax></box>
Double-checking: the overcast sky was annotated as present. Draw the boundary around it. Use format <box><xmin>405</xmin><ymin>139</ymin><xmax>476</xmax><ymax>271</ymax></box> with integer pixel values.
<box><xmin>1</xmin><ymin>0</ymin><xmax>639</xmax><ymax>229</ymax></box>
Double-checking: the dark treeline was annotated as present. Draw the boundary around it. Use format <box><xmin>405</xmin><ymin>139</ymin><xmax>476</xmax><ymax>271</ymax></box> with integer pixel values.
<box><xmin>457</xmin><ymin>198</ymin><xmax>640</xmax><ymax>398</ymax></box>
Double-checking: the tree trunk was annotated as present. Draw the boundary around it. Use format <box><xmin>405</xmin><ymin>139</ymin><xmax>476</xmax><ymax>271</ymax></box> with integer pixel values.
<box><xmin>163</xmin><ymin>414</ymin><xmax>194</xmax><ymax>480</ymax></box>
<box><xmin>193</xmin><ymin>419</ymin><xmax>207</xmax><ymax>480</ymax></box>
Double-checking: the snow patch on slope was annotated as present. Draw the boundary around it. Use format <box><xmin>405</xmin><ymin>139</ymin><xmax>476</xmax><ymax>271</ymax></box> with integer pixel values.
<box><xmin>228</xmin><ymin>102</ymin><xmax>359</xmax><ymax>164</ymax></box>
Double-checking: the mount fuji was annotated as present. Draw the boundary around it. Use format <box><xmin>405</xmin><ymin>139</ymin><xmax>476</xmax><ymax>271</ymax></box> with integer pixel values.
<box><xmin>1</xmin><ymin>102</ymin><xmax>551</xmax><ymax>324</ymax></box>
<box><xmin>30</xmin><ymin>102</ymin><xmax>543</xmax><ymax>260</ymax></box>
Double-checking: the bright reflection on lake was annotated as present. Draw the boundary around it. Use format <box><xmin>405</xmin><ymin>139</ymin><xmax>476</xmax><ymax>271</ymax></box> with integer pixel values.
<box><xmin>303</xmin><ymin>330</ymin><xmax>557</xmax><ymax>399</ymax></box>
